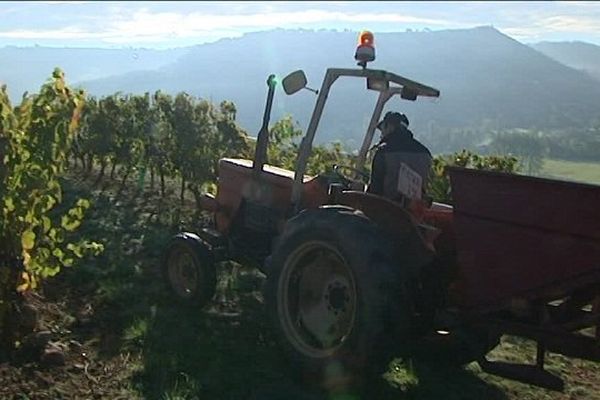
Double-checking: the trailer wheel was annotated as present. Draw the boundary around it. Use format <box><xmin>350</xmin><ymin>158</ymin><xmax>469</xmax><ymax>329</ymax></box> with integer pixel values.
<box><xmin>162</xmin><ymin>233</ymin><xmax>216</xmax><ymax>307</ymax></box>
<box><xmin>265</xmin><ymin>207</ymin><xmax>414</xmax><ymax>392</ymax></box>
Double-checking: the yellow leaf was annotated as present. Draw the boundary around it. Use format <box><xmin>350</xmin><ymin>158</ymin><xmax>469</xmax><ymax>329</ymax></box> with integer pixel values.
<box><xmin>4</xmin><ymin>197</ymin><xmax>14</xmax><ymax>212</ymax></box>
<box><xmin>76</xmin><ymin>198</ymin><xmax>90</xmax><ymax>209</ymax></box>
<box><xmin>61</xmin><ymin>216</ymin><xmax>81</xmax><ymax>231</ymax></box>
<box><xmin>16</xmin><ymin>272</ymin><xmax>30</xmax><ymax>293</ymax></box>
<box><xmin>25</xmin><ymin>210</ymin><xmax>35</xmax><ymax>223</ymax></box>
<box><xmin>22</xmin><ymin>249</ymin><xmax>31</xmax><ymax>267</ymax></box>
<box><xmin>21</xmin><ymin>230</ymin><xmax>35</xmax><ymax>250</ymax></box>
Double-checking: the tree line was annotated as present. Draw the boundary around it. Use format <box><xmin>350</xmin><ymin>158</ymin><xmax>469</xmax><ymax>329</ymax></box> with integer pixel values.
<box><xmin>421</xmin><ymin>125</ymin><xmax>600</xmax><ymax>176</ymax></box>
<box><xmin>70</xmin><ymin>91</ymin><xmax>249</xmax><ymax>207</ymax></box>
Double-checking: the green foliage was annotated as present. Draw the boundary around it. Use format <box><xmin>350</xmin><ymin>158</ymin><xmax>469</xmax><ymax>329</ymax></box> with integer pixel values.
<box><xmin>0</xmin><ymin>70</ymin><xmax>104</xmax><ymax>338</ymax></box>
<box><xmin>175</xmin><ymin>98</ymin><xmax>248</xmax><ymax>190</ymax></box>
<box><xmin>262</xmin><ymin>115</ymin><xmax>302</xmax><ymax>170</ymax></box>
<box><xmin>266</xmin><ymin>115</ymin><xmax>355</xmax><ymax>175</ymax></box>
<box><xmin>541</xmin><ymin>127</ymin><xmax>600</xmax><ymax>162</ymax></box>
<box><xmin>75</xmin><ymin>91</ymin><xmax>249</xmax><ymax>208</ymax></box>
<box><xmin>421</xmin><ymin>124</ymin><xmax>600</xmax><ymax>169</ymax></box>
<box><xmin>489</xmin><ymin>131</ymin><xmax>547</xmax><ymax>175</ymax></box>
<box><xmin>428</xmin><ymin>150</ymin><xmax>520</xmax><ymax>204</ymax></box>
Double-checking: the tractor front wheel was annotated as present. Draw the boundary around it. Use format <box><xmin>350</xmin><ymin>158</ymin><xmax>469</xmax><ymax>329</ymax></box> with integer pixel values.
<box><xmin>162</xmin><ymin>233</ymin><xmax>216</xmax><ymax>307</ymax></box>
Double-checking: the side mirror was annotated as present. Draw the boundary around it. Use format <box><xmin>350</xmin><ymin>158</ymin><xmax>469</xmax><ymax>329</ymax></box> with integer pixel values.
<box><xmin>282</xmin><ymin>70</ymin><xmax>307</xmax><ymax>95</ymax></box>
<box><xmin>401</xmin><ymin>86</ymin><xmax>418</xmax><ymax>101</ymax></box>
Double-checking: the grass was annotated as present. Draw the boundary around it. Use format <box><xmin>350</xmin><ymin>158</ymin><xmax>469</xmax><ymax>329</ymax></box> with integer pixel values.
<box><xmin>541</xmin><ymin>158</ymin><xmax>600</xmax><ymax>185</ymax></box>
<box><xmin>2</xmin><ymin>163</ymin><xmax>600</xmax><ymax>399</ymax></box>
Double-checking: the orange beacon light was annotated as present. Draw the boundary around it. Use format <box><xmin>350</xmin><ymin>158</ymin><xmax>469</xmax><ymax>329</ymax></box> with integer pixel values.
<box><xmin>355</xmin><ymin>30</ymin><xmax>375</xmax><ymax>68</ymax></box>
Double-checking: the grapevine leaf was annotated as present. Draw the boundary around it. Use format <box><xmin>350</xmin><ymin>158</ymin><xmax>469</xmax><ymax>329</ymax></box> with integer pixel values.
<box><xmin>61</xmin><ymin>215</ymin><xmax>81</xmax><ymax>231</ymax></box>
<box><xmin>52</xmin><ymin>248</ymin><xmax>64</xmax><ymax>261</ymax></box>
<box><xmin>16</xmin><ymin>272</ymin><xmax>30</xmax><ymax>293</ymax></box>
<box><xmin>67</xmin><ymin>243</ymin><xmax>83</xmax><ymax>258</ymax></box>
<box><xmin>42</xmin><ymin>216</ymin><xmax>51</xmax><ymax>233</ymax></box>
<box><xmin>76</xmin><ymin>198</ymin><xmax>90</xmax><ymax>209</ymax></box>
<box><xmin>3</xmin><ymin>197</ymin><xmax>15</xmax><ymax>212</ymax></box>
<box><xmin>21</xmin><ymin>230</ymin><xmax>35</xmax><ymax>250</ymax></box>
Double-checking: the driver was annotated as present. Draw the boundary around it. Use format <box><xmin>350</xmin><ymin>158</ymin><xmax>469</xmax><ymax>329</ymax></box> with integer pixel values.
<box><xmin>367</xmin><ymin>111</ymin><xmax>432</xmax><ymax>201</ymax></box>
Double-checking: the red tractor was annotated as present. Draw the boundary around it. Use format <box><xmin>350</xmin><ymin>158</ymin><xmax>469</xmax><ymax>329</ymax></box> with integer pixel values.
<box><xmin>163</xmin><ymin>32</ymin><xmax>600</xmax><ymax>392</ymax></box>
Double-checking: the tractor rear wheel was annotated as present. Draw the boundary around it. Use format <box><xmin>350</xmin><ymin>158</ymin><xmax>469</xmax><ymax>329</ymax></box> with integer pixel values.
<box><xmin>265</xmin><ymin>207</ymin><xmax>414</xmax><ymax>392</ymax></box>
<box><xmin>162</xmin><ymin>233</ymin><xmax>216</xmax><ymax>307</ymax></box>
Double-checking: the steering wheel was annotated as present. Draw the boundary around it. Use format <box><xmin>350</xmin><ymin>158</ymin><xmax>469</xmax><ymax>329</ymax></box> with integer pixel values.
<box><xmin>333</xmin><ymin>165</ymin><xmax>370</xmax><ymax>188</ymax></box>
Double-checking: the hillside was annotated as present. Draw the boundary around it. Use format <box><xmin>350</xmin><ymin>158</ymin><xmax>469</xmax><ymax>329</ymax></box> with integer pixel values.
<box><xmin>79</xmin><ymin>27</ymin><xmax>600</xmax><ymax>146</ymax></box>
<box><xmin>0</xmin><ymin>45</ymin><xmax>190</xmax><ymax>101</ymax></box>
<box><xmin>531</xmin><ymin>41</ymin><xmax>600</xmax><ymax>81</ymax></box>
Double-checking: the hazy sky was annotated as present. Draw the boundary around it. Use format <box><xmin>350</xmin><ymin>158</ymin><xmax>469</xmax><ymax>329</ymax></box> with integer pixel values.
<box><xmin>1</xmin><ymin>1</ymin><xmax>599</xmax><ymax>48</ymax></box>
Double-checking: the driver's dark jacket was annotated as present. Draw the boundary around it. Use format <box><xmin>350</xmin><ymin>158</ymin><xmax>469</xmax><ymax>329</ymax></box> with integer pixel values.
<box><xmin>367</xmin><ymin>127</ymin><xmax>432</xmax><ymax>199</ymax></box>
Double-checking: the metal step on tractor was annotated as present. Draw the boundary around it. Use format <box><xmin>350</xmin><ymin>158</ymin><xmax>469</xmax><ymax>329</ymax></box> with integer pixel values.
<box><xmin>162</xmin><ymin>31</ymin><xmax>600</xmax><ymax>392</ymax></box>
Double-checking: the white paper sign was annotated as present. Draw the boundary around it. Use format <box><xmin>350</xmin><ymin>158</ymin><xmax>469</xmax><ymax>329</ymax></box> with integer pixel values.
<box><xmin>397</xmin><ymin>162</ymin><xmax>422</xmax><ymax>200</ymax></box>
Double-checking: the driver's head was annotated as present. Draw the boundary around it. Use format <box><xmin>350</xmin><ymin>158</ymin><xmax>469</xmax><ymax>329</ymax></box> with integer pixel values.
<box><xmin>376</xmin><ymin>112</ymin><xmax>409</xmax><ymax>138</ymax></box>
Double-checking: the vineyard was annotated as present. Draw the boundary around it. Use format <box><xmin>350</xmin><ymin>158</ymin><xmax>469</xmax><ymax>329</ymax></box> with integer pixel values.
<box><xmin>6</xmin><ymin>71</ymin><xmax>593</xmax><ymax>400</ymax></box>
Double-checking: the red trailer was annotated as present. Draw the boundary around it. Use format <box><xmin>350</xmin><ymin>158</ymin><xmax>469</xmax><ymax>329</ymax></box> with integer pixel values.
<box><xmin>446</xmin><ymin>166</ymin><xmax>600</xmax><ymax>390</ymax></box>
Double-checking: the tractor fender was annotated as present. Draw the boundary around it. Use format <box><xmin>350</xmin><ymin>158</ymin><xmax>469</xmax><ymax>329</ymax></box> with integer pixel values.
<box><xmin>335</xmin><ymin>191</ymin><xmax>435</xmax><ymax>270</ymax></box>
<box><xmin>264</xmin><ymin>205</ymin><xmax>356</xmax><ymax>276</ymax></box>
<box><xmin>166</xmin><ymin>232</ymin><xmax>215</xmax><ymax>262</ymax></box>
<box><xmin>337</xmin><ymin>191</ymin><xmax>418</xmax><ymax>238</ymax></box>
<box><xmin>198</xmin><ymin>193</ymin><xmax>221</xmax><ymax>213</ymax></box>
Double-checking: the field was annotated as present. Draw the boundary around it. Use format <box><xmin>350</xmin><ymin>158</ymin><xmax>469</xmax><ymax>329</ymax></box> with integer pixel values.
<box><xmin>541</xmin><ymin>159</ymin><xmax>600</xmax><ymax>185</ymax></box>
<box><xmin>1</xmin><ymin>168</ymin><xmax>600</xmax><ymax>400</ymax></box>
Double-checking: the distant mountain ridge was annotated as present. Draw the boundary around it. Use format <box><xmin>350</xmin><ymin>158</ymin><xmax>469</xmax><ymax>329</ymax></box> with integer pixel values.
<box><xmin>3</xmin><ymin>27</ymin><xmax>600</xmax><ymax>148</ymax></box>
<box><xmin>531</xmin><ymin>41</ymin><xmax>600</xmax><ymax>82</ymax></box>
<box><xmin>0</xmin><ymin>45</ymin><xmax>190</xmax><ymax>102</ymax></box>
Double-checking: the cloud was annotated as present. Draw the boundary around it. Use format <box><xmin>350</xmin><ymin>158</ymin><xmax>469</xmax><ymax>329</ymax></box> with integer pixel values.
<box><xmin>501</xmin><ymin>27</ymin><xmax>545</xmax><ymax>41</ymax></box>
<box><xmin>0</xmin><ymin>27</ymin><xmax>101</xmax><ymax>40</ymax></box>
<box><xmin>0</xmin><ymin>8</ymin><xmax>452</xmax><ymax>44</ymax></box>
<box><xmin>554</xmin><ymin>1</ymin><xmax>600</xmax><ymax>8</ymax></box>
<box><xmin>33</xmin><ymin>1</ymin><xmax>91</xmax><ymax>4</ymax></box>
<box><xmin>490</xmin><ymin>0</ymin><xmax>600</xmax><ymax>42</ymax></box>
<box><xmin>502</xmin><ymin>14</ymin><xmax>600</xmax><ymax>41</ymax></box>
<box><xmin>538</xmin><ymin>15</ymin><xmax>600</xmax><ymax>33</ymax></box>
<box><xmin>0</xmin><ymin>6</ymin><xmax>20</xmax><ymax>16</ymax></box>
<box><xmin>2</xmin><ymin>2</ymin><xmax>600</xmax><ymax>47</ymax></box>
<box><xmin>110</xmin><ymin>9</ymin><xmax>451</xmax><ymax>36</ymax></box>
